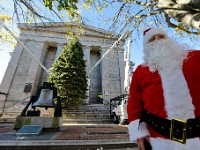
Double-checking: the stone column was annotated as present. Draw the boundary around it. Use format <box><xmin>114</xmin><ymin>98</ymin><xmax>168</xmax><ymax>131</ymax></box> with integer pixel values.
<box><xmin>118</xmin><ymin>44</ymin><xmax>126</xmax><ymax>94</ymax></box>
<box><xmin>55</xmin><ymin>43</ymin><xmax>64</xmax><ymax>60</ymax></box>
<box><xmin>0</xmin><ymin>42</ymin><xmax>25</xmax><ymax>114</ymax></box>
<box><xmin>100</xmin><ymin>46</ymin><xmax>110</xmax><ymax>104</ymax></box>
<box><xmin>83</xmin><ymin>46</ymin><xmax>91</xmax><ymax>75</ymax></box>
<box><xmin>25</xmin><ymin>41</ymin><xmax>48</xmax><ymax>95</ymax></box>
<box><xmin>83</xmin><ymin>46</ymin><xmax>91</xmax><ymax>104</ymax></box>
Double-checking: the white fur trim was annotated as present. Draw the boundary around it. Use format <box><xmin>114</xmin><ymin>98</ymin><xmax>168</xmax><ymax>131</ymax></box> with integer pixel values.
<box><xmin>128</xmin><ymin>119</ymin><xmax>150</xmax><ymax>143</ymax></box>
<box><xmin>150</xmin><ymin>137</ymin><xmax>200</xmax><ymax>150</ymax></box>
<box><xmin>144</xmin><ymin>27</ymin><xmax>167</xmax><ymax>44</ymax></box>
<box><xmin>159</xmin><ymin>68</ymin><xmax>195</xmax><ymax>120</ymax></box>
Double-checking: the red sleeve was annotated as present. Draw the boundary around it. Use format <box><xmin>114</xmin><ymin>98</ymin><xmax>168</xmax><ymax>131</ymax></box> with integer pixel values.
<box><xmin>127</xmin><ymin>66</ymin><xmax>143</xmax><ymax>122</ymax></box>
<box><xmin>183</xmin><ymin>50</ymin><xmax>200</xmax><ymax>117</ymax></box>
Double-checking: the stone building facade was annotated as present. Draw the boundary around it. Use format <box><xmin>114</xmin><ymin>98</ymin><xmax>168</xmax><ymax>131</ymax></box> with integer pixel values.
<box><xmin>0</xmin><ymin>22</ymin><xmax>126</xmax><ymax>117</ymax></box>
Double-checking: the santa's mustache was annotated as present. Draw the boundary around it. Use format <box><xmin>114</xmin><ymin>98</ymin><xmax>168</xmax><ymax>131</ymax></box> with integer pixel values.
<box><xmin>143</xmin><ymin>38</ymin><xmax>188</xmax><ymax>72</ymax></box>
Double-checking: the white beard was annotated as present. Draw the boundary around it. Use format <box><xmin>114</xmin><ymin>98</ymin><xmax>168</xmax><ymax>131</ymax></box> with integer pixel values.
<box><xmin>143</xmin><ymin>38</ymin><xmax>188</xmax><ymax>73</ymax></box>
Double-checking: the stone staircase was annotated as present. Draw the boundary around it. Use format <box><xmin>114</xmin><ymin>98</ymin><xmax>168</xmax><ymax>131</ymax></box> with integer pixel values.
<box><xmin>62</xmin><ymin>104</ymin><xmax>114</xmax><ymax>124</ymax></box>
<box><xmin>0</xmin><ymin>103</ymin><xmax>114</xmax><ymax>124</ymax></box>
<box><xmin>0</xmin><ymin>104</ymin><xmax>137</xmax><ymax>149</ymax></box>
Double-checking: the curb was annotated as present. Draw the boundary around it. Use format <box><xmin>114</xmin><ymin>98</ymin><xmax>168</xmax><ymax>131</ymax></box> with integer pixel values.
<box><xmin>0</xmin><ymin>140</ymin><xmax>137</xmax><ymax>150</ymax></box>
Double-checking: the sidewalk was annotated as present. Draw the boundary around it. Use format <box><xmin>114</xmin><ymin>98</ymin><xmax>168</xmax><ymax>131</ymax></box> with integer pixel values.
<box><xmin>0</xmin><ymin>123</ymin><xmax>137</xmax><ymax>150</ymax></box>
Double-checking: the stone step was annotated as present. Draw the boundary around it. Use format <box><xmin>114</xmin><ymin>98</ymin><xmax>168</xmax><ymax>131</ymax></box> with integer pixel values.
<box><xmin>62</xmin><ymin>105</ymin><xmax>112</xmax><ymax>123</ymax></box>
<box><xmin>76</xmin><ymin>104</ymin><xmax>109</xmax><ymax>108</ymax></box>
<box><xmin>0</xmin><ymin>113</ymin><xmax>21</xmax><ymax>117</ymax></box>
<box><xmin>65</xmin><ymin>104</ymin><xmax>110</xmax><ymax>111</ymax></box>
<box><xmin>0</xmin><ymin>117</ymin><xmax>114</xmax><ymax>124</ymax></box>
<box><xmin>62</xmin><ymin>119</ymin><xmax>114</xmax><ymax>124</ymax></box>
<box><xmin>0</xmin><ymin>140</ymin><xmax>137</xmax><ymax>150</ymax></box>
<box><xmin>66</xmin><ymin>110</ymin><xmax>110</xmax><ymax>113</ymax></box>
<box><xmin>62</xmin><ymin>108</ymin><xmax>109</xmax><ymax>112</ymax></box>
<box><xmin>62</xmin><ymin>106</ymin><xmax>113</xmax><ymax>124</ymax></box>
<box><xmin>62</xmin><ymin>114</ymin><xmax>111</xmax><ymax>119</ymax></box>
<box><xmin>62</xmin><ymin>110</ymin><xmax>110</xmax><ymax>113</ymax></box>
<box><xmin>0</xmin><ymin>118</ymin><xmax>16</xmax><ymax>123</ymax></box>
<box><xmin>78</xmin><ymin>107</ymin><xmax>110</xmax><ymax>111</ymax></box>
<box><xmin>62</xmin><ymin>111</ymin><xmax>110</xmax><ymax>115</ymax></box>
<box><xmin>0</xmin><ymin>103</ymin><xmax>111</xmax><ymax>124</ymax></box>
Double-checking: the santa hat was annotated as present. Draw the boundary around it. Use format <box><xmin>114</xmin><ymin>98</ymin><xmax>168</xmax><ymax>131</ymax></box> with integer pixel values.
<box><xmin>143</xmin><ymin>27</ymin><xmax>167</xmax><ymax>44</ymax></box>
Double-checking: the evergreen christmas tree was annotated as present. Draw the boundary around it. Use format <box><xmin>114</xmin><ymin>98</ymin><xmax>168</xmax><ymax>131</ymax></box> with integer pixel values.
<box><xmin>48</xmin><ymin>37</ymin><xmax>87</xmax><ymax>108</ymax></box>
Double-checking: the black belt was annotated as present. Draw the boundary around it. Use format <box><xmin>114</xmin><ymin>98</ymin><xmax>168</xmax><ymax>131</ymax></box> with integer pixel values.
<box><xmin>140</xmin><ymin>111</ymin><xmax>200</xmax><ymax>144</ymax></box>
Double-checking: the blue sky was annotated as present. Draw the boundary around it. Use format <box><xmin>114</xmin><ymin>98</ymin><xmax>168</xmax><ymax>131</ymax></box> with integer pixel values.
<box><xmin>0</xmin><ymin>1</ymin><xmax>200</xmax><ymax>83</ymax></box>
<box><xmin>78</xmin><ymin>2</ymin><xmax>200</xmax><ymax>69</ymax></box>
<box><xmin>0</xmin><ymin>44</ymin><xmax>11</xmax><ymax>82</ymax></box>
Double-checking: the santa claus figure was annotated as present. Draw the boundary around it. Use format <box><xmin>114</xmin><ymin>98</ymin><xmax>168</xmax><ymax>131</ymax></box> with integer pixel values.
<box><xmin>127</xmin><ymin>27</ymin><xmax>200</xmax><ymax>150</ymax></box>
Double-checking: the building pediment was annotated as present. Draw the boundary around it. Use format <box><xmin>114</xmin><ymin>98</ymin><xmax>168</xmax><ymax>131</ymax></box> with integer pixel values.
<box><xmin>18</xmin><ymin>22</ymin><xmax>118</xmax><ymax>39</ymax></box>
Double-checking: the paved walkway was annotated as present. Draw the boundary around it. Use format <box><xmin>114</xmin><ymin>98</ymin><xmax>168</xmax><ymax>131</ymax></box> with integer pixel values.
<box><xmin>0</xmin><ymin>123</ymin><xmax>137</xmax><ymax>150</ymax></box>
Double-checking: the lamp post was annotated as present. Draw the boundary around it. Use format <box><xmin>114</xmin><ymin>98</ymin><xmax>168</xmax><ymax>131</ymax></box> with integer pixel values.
<box><xmin>124</xmin><ymin>37</ymin><xmax>131</xmax><ymax>93</ymax></box>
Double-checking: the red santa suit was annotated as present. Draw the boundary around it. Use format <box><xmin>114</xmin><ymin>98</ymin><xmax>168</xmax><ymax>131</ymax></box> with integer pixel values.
<box><xmin>127</xmin><ymin>50</ymin><xmax>200</xmax><ymax>150</ymax></box>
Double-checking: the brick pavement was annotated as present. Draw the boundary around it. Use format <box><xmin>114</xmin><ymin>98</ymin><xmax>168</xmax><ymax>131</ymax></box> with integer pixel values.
<box><xmin>0</xmin><ymin>126</ymin><xmax>12</xmax><ymax>134</ymax></box>
<box><xmin>0</xmin><ymin>123</ymin><xmax>130</xmax><ymax>141</ymax></box>
<box><xmin>0</xmin><ymin>123</ymin><xmax>137</xmax><ymax>149</ymax></box>
<box><xmin>56</xmin><ymin>125</ymin><xmax>129</xmax><ymax>140</ymax></box>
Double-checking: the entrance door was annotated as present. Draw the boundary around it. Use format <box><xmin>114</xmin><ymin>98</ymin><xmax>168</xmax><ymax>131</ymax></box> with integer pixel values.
<box><xmin>89</xmin><ymin>50</ymin><xmax>102</xmax><ymax>104</ymax></box>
